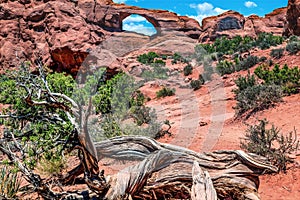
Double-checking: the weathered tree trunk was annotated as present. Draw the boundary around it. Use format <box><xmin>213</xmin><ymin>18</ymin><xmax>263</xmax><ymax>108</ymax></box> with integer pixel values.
<box><xmin>191</xmin><ymin>161</ymin><xmax>217</xmax><ymax>200</ymax></box>
<box><xmin>93</xmin><ymin>136</ymin><xmax>277</xmax><ymax>200</ymax></box>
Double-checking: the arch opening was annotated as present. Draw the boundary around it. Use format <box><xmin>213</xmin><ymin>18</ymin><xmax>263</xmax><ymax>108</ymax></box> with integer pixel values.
<box><xmin>122</xmin><ymin>14</ymin><xmax>158</xmax><ymax>36</ymax></box>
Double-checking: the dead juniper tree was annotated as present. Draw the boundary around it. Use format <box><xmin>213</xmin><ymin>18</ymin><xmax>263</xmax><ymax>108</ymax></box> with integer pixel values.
<box><xmin>0</xmin><ymin>61</ymin><xmax>279</xmax><ymax>199</ymax></box>
<box><xmin>0</xmin><ymin>61</ymin><xmax>109</xmax><ymax>198</ymax></box>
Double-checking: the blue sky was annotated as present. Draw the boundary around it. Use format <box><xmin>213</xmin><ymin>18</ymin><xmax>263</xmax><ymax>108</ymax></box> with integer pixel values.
<box><xmin>114</xmin><ymin>0</ymin><xmax>288</xmax><ymax>35</ymax></box>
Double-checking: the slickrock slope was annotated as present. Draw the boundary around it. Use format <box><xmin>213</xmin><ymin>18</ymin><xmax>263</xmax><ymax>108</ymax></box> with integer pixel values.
<box><xmin>199</xmin><ymin>8</ymin><xmax>287</xmax><ymax>42</ymax></box>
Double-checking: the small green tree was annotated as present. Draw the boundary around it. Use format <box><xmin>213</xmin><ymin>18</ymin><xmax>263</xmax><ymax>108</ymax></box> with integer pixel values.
<box><xmin>137</xmin><ymin>52</ymin><xmax>159</xmax><ymax>64</ymax></box>
<box><xmin>183</xmin><ymin>64</ymin><xmax>193</xmax><ymax>76</ymax></box>
<box><xmin>190</xmin><ymin>74</ymin><xmax>205</xmax><ymax>90</ymax></box>
<box><xmin>156</xmin><ymin>87</ymin><xmax>175</xmax><ymax>98</ymax></box>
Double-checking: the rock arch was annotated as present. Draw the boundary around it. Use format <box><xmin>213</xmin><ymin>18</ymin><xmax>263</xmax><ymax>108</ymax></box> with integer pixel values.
<box><xmin>81</xmin><ymin>0</ymin><xmax>201</xmax><ymax>38</ymax></box>
<box><xmin>120</xmin><ymin>13</ymin><xmax>160</xmax><ymax>35</ymax></box>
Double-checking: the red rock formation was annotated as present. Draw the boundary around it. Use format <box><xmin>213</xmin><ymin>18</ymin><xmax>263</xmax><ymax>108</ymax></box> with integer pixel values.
<box><xmin>199</xmin><ymin>8</ymin><xmax>287</xmax><ymax>42</ymax></box>
<box><xmin>0</xmin><ymin>0</ymin><xmax>200</xmax><ymax>76</ymax></box>
<box><xmin>78</xmin><ymin>0</ymin><xmax>201</xmax><ymax>38</ymax></box>
<box><xmin>0</xmin><ymin>0</ymin><xmax>107</xmax><ymax>76</ymax></box>
<box><xmin>284</xmin><ymin>0</ymin><xmax>300</xmax><ymax>36</ymax></box>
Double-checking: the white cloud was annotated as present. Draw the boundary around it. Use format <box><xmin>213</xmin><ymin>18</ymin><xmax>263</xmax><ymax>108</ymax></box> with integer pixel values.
<box><xmin>123</xmin><ymin>15</ymin><xmax>147</xmax><ymax>23</ymax></box>
<box><xmin>114</xmin><ymin>0</ymin><xmax>127</xmax><ymax>3</ymax></box>
<box><xmin>123</xmin><ymin>22</ymin><xmax>157</xmax><ymax>36</ymax></box>
<box><xmin>244</xmin><ymin>1</ymin><xmax>257</xmax><ymax>8</ymax></box>
<box><xmin>189</xmin><ymin>2</ymin><xmax>227</xmax><ymax>24</ymax></box>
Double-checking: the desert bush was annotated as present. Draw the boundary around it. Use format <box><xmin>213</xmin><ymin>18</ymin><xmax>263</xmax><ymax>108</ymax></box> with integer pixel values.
<box><xmin>235</xmin><ymin>55</ymin><xmax>259</xmax><ymax>71</ymax></box>
<box><xmin>129</xmin><ymin>91</ymin><xmax>151</xmax><ymax>125</ymax></box>
<box><xmin>156</xmin><ymin>87</ymin><xmax>175</xmax><ymax>98</ymax></box>
<box><xmin>93</xmin><ymin>72</ymin><xmax>125</xmax><ymax>114</ymax></box>
<box><xmin>0</xmin><ymin>75</ymin><xmax>21</xmax><ymax>104</ymax></box>
<box><xmin>190</xmin><ymin>74</ymin><xmax>205</xmax><ymax>90</ymax></box>
<box><xmin>183</xmin><ymin>64</ymin><xmax>193</xmax><ymax>76</ymax></box>
<box><xmin>154</xmin><ymin>59</ymin><xmax>166</xmax><ymax>65</ymax></box>
<box><xmin>100</xmin><ymin>114</ymin><xmax>123</xmax><ymax>138</ymax></box>
<box><xmin>286</xmin><ymin>41</ymin><xmax>300</xmax><ymax>54</ymax></box>
<box><xmin>198</xmin><ymin>33</ymin><xmax>283</xmax><ymax>56</ymax></box>
<box><xmin>255</xmin><ymin>32</ymin><xmax>283</xmax><ymax>50</ymax></box>
<box><xmin>161</xmin><ymin>54</ymin><xmax>168</xmax><ymax>60</ymax></box>
<box><xmin>259</xmin><ymin>56</ymin><xmax>267</xmax><ymax>62</ymax></box>
<box><xmin>241</xmin><ymin>119</ymin><xmax>299</xmax><ymax>171</ymax></box>
<box><xmin>46</xmin><ymin>72</ymin><xmax>75</xmax><ymax>97</ymax></box>
<box><xmin>288</xmin><ymin>35</ymin><xmax>299</xmax><ymax>43</ymax></box>
<box><xmin>171</xmin><ymin>52</ymin><xmax>189</xmax><ymax>64</ymax></box>
<box><xmin>270</xmin><ymin>48</ymin><xmax>284</xmax><ymax>59</ymax></box>
<box><xmin>37</xmin><ymin>154</ymin><xmax>67</xmax><ymax>176</ymax></box>
<box><xmin>0</xmin><ymin>166</ymin><xmax>20</xmax><ymax>199</ymax></box>
<box><xmin>255</xmin><ymin>64</ymin><xmax>300</xmax><ymax>94</ymax></box>
<box><xmin>217</xmin><ymin>55</ymin><xmax>259</xmax><ymax>76</ymax></box>
<box><xmin>137</xmin><ymin>52</ymin><xmax>159</xmax><ymax>64</ymax></box>
<box><xmin>216</xmin><ymin>60</ymin><xmax>235</xmax><ymax>75</ymax></box>
<box><xmin>140</xmin><ymin>63</ymin><xmax>169</xmax><ymax>81</ymax></box>
<box><xmin>234</xmin><ymin>84</ymin><xmax>282</xmax><ymax>118</ymax></box>
<box><xmin>233</xmin><ymin>72</ymin><xmax>256</xmax><ymax>94</ymax></box>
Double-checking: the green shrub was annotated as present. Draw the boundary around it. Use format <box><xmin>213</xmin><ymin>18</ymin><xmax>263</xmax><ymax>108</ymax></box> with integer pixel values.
<box><xmin>156</xmin><ymin>87</ymin><xmax>175</xmax><ymax>98</ymax></box>
<box><xmin>161</xmin><ymin>55</ymin><xmax>168</xmax><ymax>60</ymax></box>
<box><xmin>255</xmin><ymin>32</ymin><xmax>283</xmax><ymax>50</ymax></box>
<box><xmin>137</xmin><ymin>52</ymin><xmax>159</xmax><ymax>64</ymax></box>
<box><xmin>235</xmin><ymin>55</ymin><xmax>259</xmax><ymax>71</ymax></box>
<box><xmin>190</xmin><ymin>74</ymin><xmax>205</xmax><ymax>90</ymax></box>
<box><xmin>154</xmin><ymin>59</ymin><xmax>166</xmax><ymax>65</ymax></box>
<box><xmin>171</xmin><ymin>52</ymin><xmax>188</xmax><ymax>64</ymax></box>
<box><xmin>233</xmin><ymin>72</ymin><xmax>256</xmax><ymax>94</ymax></box>
<box><xmin>241</xmin><ymin>119</ymin><xmax>299</xmax><ymax>171</ymax></box>
<box><xmin>0</xmin><ymin>166</ymin><xmax>20</xmax><ymax>199</ymax></box>
<box><xmin>0</xmin><ymin>75</ymin><xmax>21</xmax><ymax>105</ymax></box>
<box><xmin>234</xmin><ymin>84</ymin><xmax>282</xmax><ymax>118</ymax></box>
<box><xmin>254</xmin><ymin>64</ymin><xmax>300</xmax><ymax>94</ymax></box>
<box><xmin>270</xmin><ymin>48</ymin><xmax>284</xmax><ymax>59</ymax></box>
<box><xmin>286</xmin><ymin>41</ymin><xmax>300</xmax><ymax>54</ymax></box>
<box><xmin>100</xmin><ymin>114</ymin><xmax>123</xmax><ymax>138</ymax></box>
<box><xmin>197</xmin><ymin>33</ymin><xmax>282</xmax><ymax>56</ymax></box>
<box><xmin>217</xmin><ymin>55</ymin><xmax>259</xmax><ymax>76</ymax></box>
<box><xmin>288</xmin><ymin>35</ymin><xmax>299</xmax><ymax>43</ymax></box>
<box><xmin>216</xmin><ymin>60</ymin><xmax>235</xmax><ymax>75</ymax></box>
<box><xmin>46</xmin><ymin>72</ymin><xmax>75</xmax><ymax>97</ymax></box>
<box><xmin>183</xmin><ymin>64</ymin><xmax>193</xmax><ymax>76</ymax></box>
<box><xmin>37</xmin><ymin>155</ymin><xmax>67</xmax><ymax>176</ymax></box>
<box><xmin>93</xmin><ymin>72</ymin><xmax>125</xmax><ymax>114</ymax></box>
<box><xmin>129</xmin><ymin>91</ymin><xmax>151</xmax><ymax>125</ymax></box>
<box><xmin>140</xmin><ymin>63</ymin><xmax>169</xmax><ymax>81</ymax></box>
<box><xmin>259</xmin><ymin>56</ymin><xmax>267</xmax><ymax>62</ymax></box>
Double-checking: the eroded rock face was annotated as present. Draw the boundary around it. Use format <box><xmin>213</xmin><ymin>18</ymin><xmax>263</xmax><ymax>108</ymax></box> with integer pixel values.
<box><xmin>0</xmin><ymin>0</ymin><xmax>107</xmax><ymax>76</ymax></box>
<box><xmin>284</xmin><ymin>0</ymin><xmax>300</xmax><ymax>36</ymax></box>
<box><xmin>0</xmin><ymin>0</ymin><xmax>200</xmax><ymax>76</ymax></box>
<box><xmin>199</xmin><ymin>8</ymin><xmax>287</xmax><ymax>42</ymax></box>
<box><xmin>78</xmin><ymin>0</ymin><xmax>201</xmax><ymax>38</ymax></box>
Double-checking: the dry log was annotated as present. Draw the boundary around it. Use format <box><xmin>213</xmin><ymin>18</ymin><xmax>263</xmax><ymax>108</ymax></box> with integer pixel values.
<box><xmin>94</xmin><ymin>136</ymin><xmax>277</xmax><ymax>200</ymax></box>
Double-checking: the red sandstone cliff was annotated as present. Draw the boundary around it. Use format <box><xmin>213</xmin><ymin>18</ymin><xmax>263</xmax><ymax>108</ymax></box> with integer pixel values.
<box><xmin>199</xmin><ymin>8</ymin><xmax>287</xmax><ymax>42</ymax></box>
